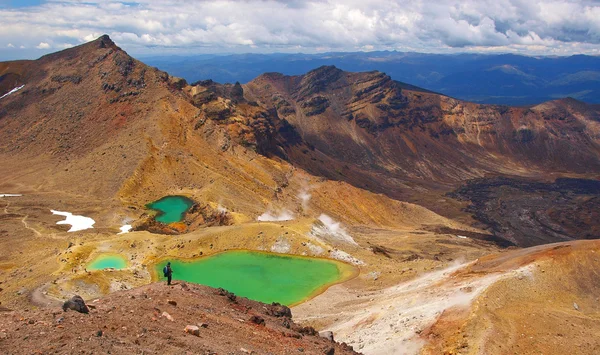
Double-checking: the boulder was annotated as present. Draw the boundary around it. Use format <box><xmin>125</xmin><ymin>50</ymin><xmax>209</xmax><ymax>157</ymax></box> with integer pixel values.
<box><xmin>319</xmin><ymin>331</ymin><xmax>334</xmax><ymax>342</ymax></box>
<box><xmin>267</xmin><ymin>302</ymin><xmax>292</xmax><ymax>318</ymax></box>
<box><xmin>62</xmin><ymin>295</ymin><xmax>89</xmax><ymax>314</ymax></box>
<box><xmin>299</xmin><ymin>326</ymin><xmax>318</xmax><ymax>336</ymax></box>
<box><xmin>249</xmin><ymin>315</ymin><xmax>265</xmax><ymax>326</ymax></box>
<box><xmin>217</xmin><ymin>288</ymin><xmax>237</xmax><ymax>302</ymax></box>
<box><xmin>184</xmin><ymin>325</ymin><xmax>200</xmax><ymax>336</ymax></box>
<box><xmin>161</xmin><ymin>311</ymin><xmax>174</xmax><ymax>321</ymax></box>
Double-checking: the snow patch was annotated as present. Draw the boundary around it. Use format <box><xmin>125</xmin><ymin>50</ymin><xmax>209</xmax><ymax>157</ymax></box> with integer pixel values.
<box><xmin>271</xmin><ymin>237</ymin><xmax>291</xmax><ymax>253</ymax></box>
<box><xmin>257</xmin><ymin>209</ymin><xmax>294</xmax><ymax>222</ymax></box>
<box><xmin>51</xmin><ymin>210</ymin><xmax>95</xmax><ymax>232</ymax></box>
<box><xmin>456</xmin><ymin>235</ymin><xmax>468</xmax><ymax>239</ymax></box>
<box><xmin>118</xmin><ymin>225</ymin><xmax>132</xmax><ymax>234</ymax></box>
<box><xmin>329</xmin><ymin>248</ymin><xmax>365</xmax><ymax>266</ymax></box>
<box><xmin>0</xmin><ymin>85</ymin><xmax>25</xmax><ymax>100</ymax></box>
<box><xmin>311</xmin><ymin>214</ymin><xmax>357</xmax><ymax>246</ymax></box>
<box><xmin>0</xmin><ymin>194</ymin><xmax>22</xmax><ymax>197</ymax></box>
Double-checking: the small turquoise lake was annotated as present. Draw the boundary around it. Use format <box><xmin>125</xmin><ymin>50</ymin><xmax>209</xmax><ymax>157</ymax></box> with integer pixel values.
<box><xmin>147</xmin><ymin>196</ymin><xmax>194</xmax><ymax>223</ymax></box>
<box><xmin>155</xmin><ymin>251</ymin><xmax>356</xmax><ymax>306</ymax></box>
<box><xmin>88</xmin><ymin>254</ymin><xmax>127</xmax><ymax>270</ymax></box>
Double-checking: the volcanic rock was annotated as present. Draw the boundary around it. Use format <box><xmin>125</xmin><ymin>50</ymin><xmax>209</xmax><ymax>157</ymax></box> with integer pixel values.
<box><xmin>62</xmin><ymin>295</ymin><xmax>89</xmax><ymax>314</ymax></box>
<box><xmin>184</xmin><ymin>325</ymin><xmax>200</xmax><ymax>336</ymax></box>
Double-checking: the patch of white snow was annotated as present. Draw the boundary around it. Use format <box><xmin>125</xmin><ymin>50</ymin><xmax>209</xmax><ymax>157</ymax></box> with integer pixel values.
<box><xmin>0</xmin><ymin>194</ymin><xmax>22</xmax><ymax>197</ymax></box>
<box><xmin>0</xmin><ymin>85</ymin><xmax>25</xmax><ymax>100</ymax></box>
<box><xmin>118</xmin><ymin>224</ymin><xmax>132</xmax><ymax>234</ymax></box>
<box><xmin>50</xmin><ymin>209</ymin><xmax>95</xmax><ymax>232</ymax></box>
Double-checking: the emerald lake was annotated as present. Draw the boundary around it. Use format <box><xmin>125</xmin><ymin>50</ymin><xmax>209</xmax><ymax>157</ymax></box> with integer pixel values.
<box><xmin>147</xmin><ymin>195</ymin><xmax>194</xmax><ymax>224</ymax></box>
<box><xmin>88</xmin><ymin>254</ymin><xmax>127</xmax><ymax>270</ymax></box>
<box><xmin>155</xmin><ymin>251</ymin><xmax>355</xmax><ymax>305</ymax></box>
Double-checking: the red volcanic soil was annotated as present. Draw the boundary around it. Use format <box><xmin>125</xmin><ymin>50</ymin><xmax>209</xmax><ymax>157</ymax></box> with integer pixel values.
<box><xmin>0</xmin><ymin>282</ymin><xmax>359</xmax><ymax>354</ymax></box>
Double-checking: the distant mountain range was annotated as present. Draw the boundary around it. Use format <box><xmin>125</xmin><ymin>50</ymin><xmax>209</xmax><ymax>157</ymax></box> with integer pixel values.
<box><xmin>142</xmin><ymin>52</ymin><xmax>600</xmax><ymax>105</ymax></box>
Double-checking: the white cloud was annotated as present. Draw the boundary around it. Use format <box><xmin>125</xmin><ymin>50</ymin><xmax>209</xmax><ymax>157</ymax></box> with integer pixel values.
<box><xmin>7</xmin><ymin>43</ymin><xmax>14</xmax><ymax>48</ymax></box>
<box><xmin>0</xmin><ymin>0</ymin><xmax>598</xmax><ymax>57</ymax></box>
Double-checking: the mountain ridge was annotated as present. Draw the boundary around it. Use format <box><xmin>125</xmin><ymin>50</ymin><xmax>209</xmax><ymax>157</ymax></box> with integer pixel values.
<box><xmin>142</xmin><ymin>51</ymin><xmax>600</xmax><ymax>105</ymax></box>
<box><xmin>2</xmin><ymin>36</ymin><xmax>599</xmax><ymax>246</ymax></box>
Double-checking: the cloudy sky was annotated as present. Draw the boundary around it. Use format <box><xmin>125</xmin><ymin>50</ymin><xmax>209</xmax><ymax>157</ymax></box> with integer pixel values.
<box><xmin>1</xmin><ymin>0</ymin><xmax>599</xmax><ymax>60</ymax></box>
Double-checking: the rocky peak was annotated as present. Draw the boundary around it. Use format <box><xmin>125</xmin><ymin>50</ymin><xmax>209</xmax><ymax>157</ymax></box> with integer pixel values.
<box><xmin>294</xmin><ymin>65</ymin><xmax>344</xmax><ymax>100</ymax></box>
<box><xmin>96</xmin><ymin>34</ymin><xmax>116</xmax><ymax>48</ymax></box>
<box><xmin>36</xmin><ymin>35</ymin><xmax>121</xmax><ymax>66</ymax></box>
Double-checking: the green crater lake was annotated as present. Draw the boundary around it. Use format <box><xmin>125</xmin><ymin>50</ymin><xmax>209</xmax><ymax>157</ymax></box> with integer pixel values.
<box><xmin>147</xmin><ymin>195</ymin><xmax>194</xmax><ymax>223</ymax></box>
<box><xmin>88</xmin><ymin>254</ymin><xmax>127</xmax><ymax>270</ymax></box>
<box><xmin>156</xmin><ymin>251</ymin><xmax>355</xmax><ymax>305</ymax></box>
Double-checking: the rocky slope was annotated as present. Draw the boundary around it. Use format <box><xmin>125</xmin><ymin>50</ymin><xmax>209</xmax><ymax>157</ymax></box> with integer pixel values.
<box><xmin>422</xmin><ymin>239</ymin><xmax>600</xmax><ymax>354</ymax></box>
<box><xmin>0</xmin><ymin>282</ymin><xmax>358</xmax><ymax>354</ymax></box>
<box><xmin>243</xmin><ymin>66</ymin><xmax>600</xmax><ymax>245</ymax></box>
<box><xmin>294</xmin><ymin>239</ymin><xmax>600</xmax><ymax>354</ymax></box>
<box><xmin>244</xmin><ymin>66</ymin><xmax>600</xmax><ymax>192</ymax></box>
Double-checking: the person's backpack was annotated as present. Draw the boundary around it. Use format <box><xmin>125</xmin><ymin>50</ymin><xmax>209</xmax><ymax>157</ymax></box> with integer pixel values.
<box><xmin>163</xmin><ymin>266</ymin><xmax>168</xmax><ymax>277</ymax></box>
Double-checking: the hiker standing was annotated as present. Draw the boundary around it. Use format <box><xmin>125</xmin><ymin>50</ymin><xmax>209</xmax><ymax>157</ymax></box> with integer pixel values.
<box><xmin>164</xmin><ymin>262</ymin><xmax>173</xmax><ymax>285</ymax></box>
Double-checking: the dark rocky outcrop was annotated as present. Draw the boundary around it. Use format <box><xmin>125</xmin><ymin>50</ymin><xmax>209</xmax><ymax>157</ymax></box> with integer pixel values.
<box><xmin>231</xmin><ymin>81</ymin><xmax>244</xmax><ymax>102</ymax></box>
<box><xmin>62</xmin><ymin>295</ymin><xmax>89</xmax><ymax>314</ymax></box>
<box><xmin>192</xmin><ymin>90</ymin><xmax>217</xmax><ymax>106</ymax></box>
<box><xmin>267</xmin><ymin>302</ymin><xmax>292</xmax><ymax>318</ymax></box>
<box><xmin>301</xmin><ymin>95</ymin><xmax>330</xmax><ymax>116</ymax></box>
<box><xmin>298</xmin><ymin>326</ymin><xmax>318</xmax><ymax>336</ymax></box>
<box><xmin>51</xmin><ymin>75</ymin><xmax>82</xmax><ymax>84</ymax></box>
<box><xmin>217</xmin><ymin>288</ymin><xmax>237</xmax><ymax>303</ymax></box>
<box><xmin>203</xmin><ymin>102</ymin><xmax>232</xmax><ymax>121</ymax></box>
<box><xmin>294</xmin><ymin>66</ymin><xmax>343</xmax><ymax>100</ymax></box>
<box><xmin>249</xmin><ymin>315</ymin><xmax>266</xmax><ymax>326</ymax></box>
<box><xmin>113</xmin><ymin>53</ymin><xmax>134</xmax><ymax>77</ymax></box>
